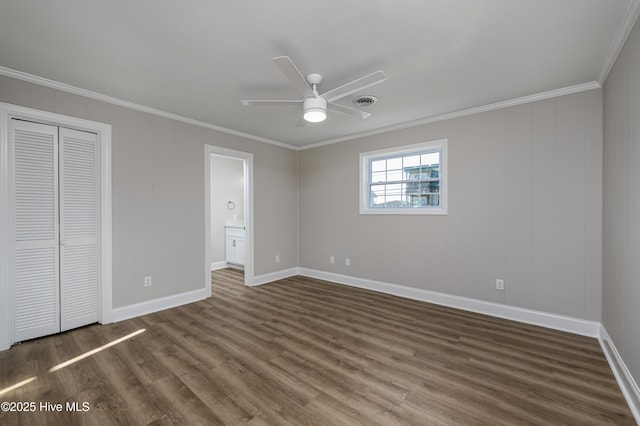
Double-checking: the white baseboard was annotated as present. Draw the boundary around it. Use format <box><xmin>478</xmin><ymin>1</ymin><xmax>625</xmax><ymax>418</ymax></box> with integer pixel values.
<box><xmin>111</xmin><ymin>287</ymin><xmax>209</xmax><ymax>322</ymax></box>
<box><xmin>297</xmin><ymin>268</ymin><xmax>601</xmax><ymax>338</ymax></box>
<box><xmin>203</xmin><ymin>266</ymin><xmax>640</xmax><ymax>421</ymax></box>
<box><xmin>102</xmin><ymin>268</ymin><xmax>640</xmax><ymax>422</ymax></box>
<box><xmin>227</xmin><ymin>263</ymin><xmax>245</xmax><ymax>271</ymax></box>
<box><xmin>599</xmin><ymin>326</ymin><xmax>640</xmax><ymax>423</ymax></box>
<box><xmin>210</xmin><ymin>261</ymin><xmax>228</xmax><ymax>271</ymax></box>
<box><xmin>252</xmin><ymin>267</ymin><xmax>299</xmax><ymax>287</ymax></box>
<box><xmin>211</xmin><ymin>261</ymin><xmax>244</xmax><ymax>272</ymax></box>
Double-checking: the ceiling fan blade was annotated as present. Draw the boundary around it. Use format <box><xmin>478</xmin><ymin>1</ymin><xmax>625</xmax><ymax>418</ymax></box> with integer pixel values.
<box><xmin>273</xmin><ymin>56</ymin><xmax>315</xmax><ymax>98</ymax></box>
<box><xmin>329</xmin><ymin>103</ymin><xmax>372</xmax><ymax>119</ymax></box>
<box><xmin>322</xmin><ymin>70</ymin><xmax>387</xmax><ymax>103</ymax></box>
<box><xmin>240</xmin><ymin>99</ymin><xmax>301</xmax><ymax>107</ymax></box>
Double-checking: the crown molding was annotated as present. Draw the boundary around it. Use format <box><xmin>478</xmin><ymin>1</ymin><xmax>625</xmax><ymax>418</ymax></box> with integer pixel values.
<box><xmin>598</xmin><ymin>0</ymin><xmax>640</xmax><ymax>84</ymax></box>
<box><xmin>300</xmin><ymin>81</ymin><xmax>601</xmax><ymax>150</ymax></box>
<box><xmin>0</xmin><ymin>66</ymin><xmax>601</xmax><ymax>152</ymax></box>
<box><xmin>0</xmin><ymin>66</ymin><xmax>297</xmax><ymax>151</ymax></box>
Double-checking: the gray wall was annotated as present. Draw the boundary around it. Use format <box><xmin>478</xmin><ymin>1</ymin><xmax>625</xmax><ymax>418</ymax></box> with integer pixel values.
<box><xmin>210</xmin><ymin>155</ymin><xmax>244</xmax><ymax>264</ymax></box>
<box><xmin>0</xmin><ymin>72</ymin><xmax>608</xmax><ymax>326</ymax></box>
<box><xmin>0</xmin><ymin>75</ymin><xmax>298</xmax><ymax>308</ymax></box>
<box><xmin>603</xmin><ymin>15</ymin><xmax>640</xmax><ymax>390</ymax></box>
<box><xmin>299</xmin><ymin>89</ymin><xmax>603</xmax><ymax>321</ymax></box>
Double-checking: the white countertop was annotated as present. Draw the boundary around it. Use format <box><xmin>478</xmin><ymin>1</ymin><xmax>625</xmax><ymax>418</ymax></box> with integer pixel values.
<box><xmin>225</xmin><ymin>219</ymin><xmax>245</xmax><ymax>228</ymax></box>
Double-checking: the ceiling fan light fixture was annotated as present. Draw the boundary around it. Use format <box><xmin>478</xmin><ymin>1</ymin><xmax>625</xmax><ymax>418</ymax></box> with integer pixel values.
<box><xmin>303</xmin><ymin>108</ymin><xmax>326</xmax><ymax>123</ymax></box>
<box><xmin>303</xmin><ymin>96</ymin><xmax>327</xmax><ymax>123</ymax></box>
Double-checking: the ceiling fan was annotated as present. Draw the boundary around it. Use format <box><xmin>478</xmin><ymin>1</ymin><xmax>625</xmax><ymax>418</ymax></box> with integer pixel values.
<box><xmin>241</xmin><ymin>56</ymin><xmax>387</xmax><ymax>124</ymax></box>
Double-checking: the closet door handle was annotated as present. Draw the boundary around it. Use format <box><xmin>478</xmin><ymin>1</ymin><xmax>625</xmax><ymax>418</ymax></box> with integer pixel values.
<box><xmin>60</xmin><ymin>239</ymin><xmax>68</xmax><ymax>246</ymax></box>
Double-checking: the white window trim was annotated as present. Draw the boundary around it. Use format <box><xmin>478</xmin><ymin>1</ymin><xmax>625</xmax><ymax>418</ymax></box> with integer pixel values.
<box><xmin>0</xmin><ymin>102</ymin><xmax>112</xmax><ymax>351</ymax></box>
<box><xmin>359</xmin><ymin>139</ymin><xmax>448</xmax><ymax>215</ymax></box>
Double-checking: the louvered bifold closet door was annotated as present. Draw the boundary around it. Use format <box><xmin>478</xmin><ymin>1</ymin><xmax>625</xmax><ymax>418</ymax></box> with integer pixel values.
<box><xmin>59</xmin><ymin>127</ymin><xmax>99</xmax><ymax>331</ymax></box>
<box><xmin>11</xmin><ymin>120</ymin><xmax>60</xmax><ymax>342</ymax></box>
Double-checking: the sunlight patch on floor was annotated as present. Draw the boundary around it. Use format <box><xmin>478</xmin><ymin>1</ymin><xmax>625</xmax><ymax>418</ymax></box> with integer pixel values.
<box><xmin>0</xmin><ymin>376</ymin><xmax>37</xmax><ymax>397</ymax></box>
<box><xmin>0</xmin><ymin>329</ymin><xmax>147</xmax><ymax>397</ymax></box>
<box><xmin>48</xmin><ymin>328</ymin><xmax>146</xmax><ymax>373</ymax></box>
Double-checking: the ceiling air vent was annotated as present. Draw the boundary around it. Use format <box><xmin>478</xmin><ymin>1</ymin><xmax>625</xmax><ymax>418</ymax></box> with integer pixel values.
<box><xmin>352</xmin><ymin>95</ymin><xmax>378</xmax><ymax>107</ymax></box>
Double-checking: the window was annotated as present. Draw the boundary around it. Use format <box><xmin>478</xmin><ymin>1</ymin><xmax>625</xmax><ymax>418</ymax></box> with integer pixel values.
<box><xmin>359</xmin><ymin>139</ymin><xmax>447</xmax><ymax>215</ymax></box>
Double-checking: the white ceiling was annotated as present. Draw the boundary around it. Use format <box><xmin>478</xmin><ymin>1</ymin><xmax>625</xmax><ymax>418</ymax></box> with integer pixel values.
<box><xmin>0</xmin><ymin>0</ymin><xmax>638</xmax><ymax>148</ymax></box>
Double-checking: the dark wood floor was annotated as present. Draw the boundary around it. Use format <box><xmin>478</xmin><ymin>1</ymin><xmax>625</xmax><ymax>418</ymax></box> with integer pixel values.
<box><xmin>0</xmin><ymin>268</ymin><xmax>634</xmax><ymax>425</ymax></box>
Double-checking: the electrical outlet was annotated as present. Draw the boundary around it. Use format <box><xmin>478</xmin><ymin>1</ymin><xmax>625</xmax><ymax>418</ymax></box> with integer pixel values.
<box><xmin>496</xmin><ymin>279</ymin><xmax>504</xmax><ymax>291</ymax></box>
<box><xmin>329</xmin><ymin>256</ymin><xmax>335</xmax><ymax>264</ymax></box>
<box><xmin>345</xmin><ymin>258</ymin><xmax>350</xmax><ymax>266</ymax></box>
<box><xmin>275</xmin><ymin>255</ymin><xmax>280</xmax><ymax>263</ymax></box>
<box><xmin>144</xmin><ymin>276</ymin><xmax>152</xmax><ymax>287</ymax></box>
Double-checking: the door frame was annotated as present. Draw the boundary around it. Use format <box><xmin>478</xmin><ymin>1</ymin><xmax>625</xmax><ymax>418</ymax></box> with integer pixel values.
<box><xmin>0</xmin><ymin>102</ymin><xmax>112</xmax><ymax>350</ymax></box>
<box><xmin>205</xmin><ymin>145</ymin><xmax>254</xmax><ymax>289</ymax></box>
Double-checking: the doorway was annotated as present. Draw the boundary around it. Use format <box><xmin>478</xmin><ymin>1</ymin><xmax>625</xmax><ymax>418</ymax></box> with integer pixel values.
<box><xmin>204</xmin><ymin>145</ymin><xmax>254</xmax><ymax>290</ymax></box>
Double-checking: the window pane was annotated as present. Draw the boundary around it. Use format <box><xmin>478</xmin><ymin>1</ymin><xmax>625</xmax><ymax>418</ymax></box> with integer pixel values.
<box><xmin>421</xmin><ymin>152</ymin><xmax>439</xmax><ymax>166</ymax></box>
<box><xmin>370</xmin><ymin>184</ymin><xmax>385</xmax><ymax>195</ymax></box>
<box><xmin>371</xmin><ymin>159</ymin><xmax>386</xmax><ymax>172</ymax></box>
<box><xmin>386</xmin><ymin>184</ymin><xmax>402</xmax><ymax>203</ymax></box>
<box><xmin>404</xmin><ymin>155</ymin><xmax>420</xmax><ymax>167</ymax></box>
<box><xmin>371</xmin><ymin>171</ymin><xmax>386</xmax><ymax>183</ymax></box>
<box><xmin>386</xmin><ymin>169</ymin><xmax>403</xmax><ymax>182</ymax></box>
<box><xmin>370</xmin><ymin>184</ymin><xmax>385</xmax><ymax>207</ymax></box>
<box><xmin>387</xmin><ymin>157</ymin><xmax>402</xmax><ymax>170</ymax></box>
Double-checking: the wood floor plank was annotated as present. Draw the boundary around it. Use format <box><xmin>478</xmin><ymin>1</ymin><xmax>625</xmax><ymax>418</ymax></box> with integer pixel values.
<box><xmin>178</xmin><ymin>367</ymin><xmax>261</xmax><ymax>425</ymax></box>
<box><xmin>0</xmin><ymin>268</ymin><xmax>634</xmax><ymax>425</ymax></box>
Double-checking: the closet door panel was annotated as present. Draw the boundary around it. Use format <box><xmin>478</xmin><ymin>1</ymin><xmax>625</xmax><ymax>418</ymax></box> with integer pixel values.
<box><xmin>59</xmin><ymin>127</ymin><xmax>99</xmax><ymax>331</ymax></box>
<box><xmin>15</xmin><ymin>247</ymin><xmax>58</xmax><ymax>340</ymax></box>
<box><xmin>12</xmin><ymin>120</ymin><xmax>60</xmax><ymax>342</ymax></box>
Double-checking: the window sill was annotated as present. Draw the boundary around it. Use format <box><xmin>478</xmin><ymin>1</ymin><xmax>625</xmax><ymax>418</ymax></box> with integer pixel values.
<box><xmin>359</xmin><ymin>207</ymin><xmax>448</xmax><ymax>215</ymax></box>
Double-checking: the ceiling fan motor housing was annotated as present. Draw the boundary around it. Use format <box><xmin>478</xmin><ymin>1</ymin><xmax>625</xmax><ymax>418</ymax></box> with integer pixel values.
<box><xmin>303</xmin><ymin>96</ymin><xmax>328</xmax><ymax>122</ymax></box>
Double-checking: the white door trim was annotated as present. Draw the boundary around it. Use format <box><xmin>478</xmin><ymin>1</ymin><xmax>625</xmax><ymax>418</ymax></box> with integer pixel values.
<box><xmin>0</xmin><ymin>102</ymin><xmax>112</xmax><ymax>351</ymax></box>
<box><xmin>205</xmin><ymin>145</ymin><xmax>254</xmax><ymax>289</ymax></box>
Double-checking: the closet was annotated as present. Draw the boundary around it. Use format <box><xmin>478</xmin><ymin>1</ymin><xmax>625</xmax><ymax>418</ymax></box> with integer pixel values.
<box><xmin>11</xmin><ymin>119</ymin><xmax>99</xmax><ymax>342</ymax></box>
